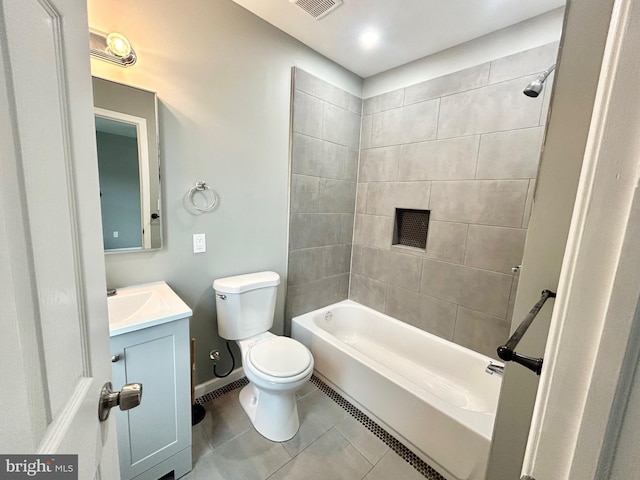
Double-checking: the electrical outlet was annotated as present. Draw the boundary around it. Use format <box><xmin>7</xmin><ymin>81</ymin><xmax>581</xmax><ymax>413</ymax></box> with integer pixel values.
<box><xmin>193</xmin><ymin>233</ymin><xmax>206</xmax><ymax>253</ymax></box>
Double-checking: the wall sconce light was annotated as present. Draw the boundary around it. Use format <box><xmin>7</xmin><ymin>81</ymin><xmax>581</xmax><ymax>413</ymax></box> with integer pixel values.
<box><xmin>89</xmin><ymin>28</ymin><xmax>137</xmax><ymax>67</ymax></box>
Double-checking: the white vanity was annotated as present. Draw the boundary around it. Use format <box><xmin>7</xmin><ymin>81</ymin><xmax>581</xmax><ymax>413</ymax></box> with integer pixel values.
<box><xmin>108</xmin><ymin>282</ymin><xmax>193</xmax><ymax>480</ymax></box>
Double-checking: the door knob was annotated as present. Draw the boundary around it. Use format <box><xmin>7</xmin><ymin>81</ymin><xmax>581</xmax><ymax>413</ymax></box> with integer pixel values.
<box><xmin>98</xmin><ymin>381</ymin><xmax>143</xmax><ymax>422</ymax></box>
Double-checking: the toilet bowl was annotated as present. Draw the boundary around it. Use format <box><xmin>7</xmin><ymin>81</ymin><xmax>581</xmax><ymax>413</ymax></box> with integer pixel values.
<box><xmin>213</xmin><ymin>271</ymin><xmax>314</xmax><ymax>442</ymax></box>
<box><xmin>237</xmin><ymin>332</ymin><xmax>313</xmax><ymax>441</ymax></box>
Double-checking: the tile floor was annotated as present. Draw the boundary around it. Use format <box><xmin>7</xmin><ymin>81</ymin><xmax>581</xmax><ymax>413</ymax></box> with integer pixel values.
<box><xmin>183</xmin><ymin>380</ymin><xmax>428</xmax><ymax>480</ymax></box>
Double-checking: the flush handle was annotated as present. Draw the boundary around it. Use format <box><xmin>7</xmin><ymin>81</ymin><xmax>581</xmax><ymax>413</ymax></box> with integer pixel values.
<box><xmin>216</xmin><ymin>294</ymin><xmax>227</xmax><ymax>300</ymax></box>
<box><xmin>98</xmin><ymin>381</ymin><xmax>143</xmax><ymax>422</ymax></box>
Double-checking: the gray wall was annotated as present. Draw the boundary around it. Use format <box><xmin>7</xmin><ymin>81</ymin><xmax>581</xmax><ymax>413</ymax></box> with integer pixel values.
<box><xmin>351</xmin><ymin>43</ymin><xmax>558</xmax><ymax>359</ymax></box>
<box><xmin>96</xmin><ymin>131</ymin><xmax>142</xmax><ymax>249</ymax></box>
<box><xmin>88</xmin><ymin>0</ymin><xmax>362</xmax><ymax>384</ymax></box>
<box><xmin>286</xmin><ymin>68</ymin><xmax>361</xmax><ymax>324</ymax></box>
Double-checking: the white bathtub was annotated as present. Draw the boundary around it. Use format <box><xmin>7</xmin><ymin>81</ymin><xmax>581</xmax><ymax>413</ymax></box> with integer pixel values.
<box><xmin>291</xmin><ymin>300</ymin><xmax>502</xmax><ymax>480</ymax></box>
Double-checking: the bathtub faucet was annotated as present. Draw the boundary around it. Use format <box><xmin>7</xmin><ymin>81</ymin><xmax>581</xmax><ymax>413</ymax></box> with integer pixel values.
<box><xmin>485</xmin><ymin>362</ymin><xmax>504</xmax><ymax>376</ymax></box>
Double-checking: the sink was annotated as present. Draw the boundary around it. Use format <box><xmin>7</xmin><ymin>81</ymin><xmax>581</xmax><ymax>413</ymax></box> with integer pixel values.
<box><xmin>108</xmin><ymin>291</ymin><xmax>169</xmax><ymax>323</ymax></box>
<box><xmin>107</xmin><ymin>281</ymin><xmax>192</xmax><ymax>336</ymax></box>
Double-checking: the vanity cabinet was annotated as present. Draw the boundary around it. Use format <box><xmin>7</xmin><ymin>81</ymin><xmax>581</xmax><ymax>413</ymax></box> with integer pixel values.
<box><xmin>111</xmin><ymin>316</ymin><xmax>192</xmax><ymax>479</ymax></box>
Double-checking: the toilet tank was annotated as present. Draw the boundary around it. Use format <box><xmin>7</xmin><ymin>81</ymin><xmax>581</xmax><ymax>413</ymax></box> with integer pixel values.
<box><xmin>213</xmin><ymin>271</ymin><xmax>280</xmax><ymax>340</ymax></box>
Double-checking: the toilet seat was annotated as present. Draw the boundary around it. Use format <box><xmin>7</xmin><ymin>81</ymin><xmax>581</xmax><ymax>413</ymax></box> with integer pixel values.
<box><xmin>246</xmin><ymin>337</ymin><xmax>312</xmax><ymax>379</ymax></box>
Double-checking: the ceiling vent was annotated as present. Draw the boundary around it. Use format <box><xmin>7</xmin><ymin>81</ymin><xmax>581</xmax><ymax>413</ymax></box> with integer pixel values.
<box><xmin>290</xmin><ymin>0</ymin><xmax>344</xmax><ymax>20</ymax></box>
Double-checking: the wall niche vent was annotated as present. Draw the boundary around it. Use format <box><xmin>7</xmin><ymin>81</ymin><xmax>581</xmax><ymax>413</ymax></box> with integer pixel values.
<box><xmin>291</xmin><ymin>0</ymin><xmax>344</xmax><ymax>20</ymax></box>
<box><xmin>393</xmin><ymin>208</ymin><xmax>430</xmax><ymax>250</ymax></box>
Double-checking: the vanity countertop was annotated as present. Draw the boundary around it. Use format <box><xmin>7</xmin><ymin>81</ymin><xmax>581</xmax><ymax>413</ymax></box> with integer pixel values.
<box><xmin>108</xmin><ymin>281</ymin><xmax>192</xmax><ymax>336</ymax></box>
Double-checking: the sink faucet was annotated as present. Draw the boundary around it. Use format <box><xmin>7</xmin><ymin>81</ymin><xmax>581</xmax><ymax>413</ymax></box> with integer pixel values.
<box><xmin>107</xmin><ymin>288</ymin><xmax>117</xmax><ymax>297</ymax></box>
<box><xmin>486</xmin><ymin>362</ymin><xmax>504</xmax><ymax>376</ymax></box>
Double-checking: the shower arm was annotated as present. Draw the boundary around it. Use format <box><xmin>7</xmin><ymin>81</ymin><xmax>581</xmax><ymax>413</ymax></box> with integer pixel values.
<box><xmin>537</xmin><ymin>64</ymin><xmax>556</xmax><ymax>83</ymax></box>
<box><xmin>497</xmin><ymin>289</ymin><xmax>556</xmax><ymax>375</ymax></box>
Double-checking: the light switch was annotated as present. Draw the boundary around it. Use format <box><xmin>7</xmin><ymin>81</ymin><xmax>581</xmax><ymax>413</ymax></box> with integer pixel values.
<box><xmin>113</xmin><ymin>231</ymin><xmax>119</xmax><ymax>238</ymax></box>
<box><xmin>193</xmin><ymin>233</ymin><xmax>206</xmax><ymax>253</ymax></box>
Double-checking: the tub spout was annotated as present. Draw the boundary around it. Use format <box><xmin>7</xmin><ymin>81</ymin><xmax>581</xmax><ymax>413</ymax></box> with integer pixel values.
<box><xmin>486</xmin><ymin>362</ymin><xmax>504</xmax><ymax>376</ymax></box>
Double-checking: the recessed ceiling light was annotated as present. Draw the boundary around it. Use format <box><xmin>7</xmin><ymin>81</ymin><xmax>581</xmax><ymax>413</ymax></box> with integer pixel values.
<box><xmin>360</xmin><ymin>29</ymin><xmax>380</xmax><ymax>50</ymax></box>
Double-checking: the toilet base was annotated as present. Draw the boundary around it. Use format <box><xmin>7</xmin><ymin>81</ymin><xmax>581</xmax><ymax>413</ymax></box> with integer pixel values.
<box><xmin>239</xmin><ymin>383</ymin><xmax>300</xmax><ymax>442</ymax></box>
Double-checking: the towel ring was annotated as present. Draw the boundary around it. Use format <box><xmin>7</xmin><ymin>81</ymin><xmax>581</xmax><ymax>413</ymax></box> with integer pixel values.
<box><xmin>188</xmin><ymin>182</ymin><xmax>217</xmax><ymax>212</ymax></box>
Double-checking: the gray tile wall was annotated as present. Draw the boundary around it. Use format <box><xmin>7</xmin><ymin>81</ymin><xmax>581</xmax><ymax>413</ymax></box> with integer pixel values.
<box><xmin>286</xmin><ymin>68</ymin><xmax>361</xmax><ymax>322</ymax></box>
<box><xmin>351</xmin><ymin>43</ymin><xmax>559</xmax><ymax>359</ymax></box>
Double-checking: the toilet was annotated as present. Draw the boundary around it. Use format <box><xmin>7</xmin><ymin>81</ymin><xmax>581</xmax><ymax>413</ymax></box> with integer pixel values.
<box><xmin>213</xmin><ymin>271</ymin><xmax>314</xmax><ymax>442</ymax></box>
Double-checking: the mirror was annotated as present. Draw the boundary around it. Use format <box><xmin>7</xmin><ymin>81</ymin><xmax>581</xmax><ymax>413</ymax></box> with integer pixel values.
<box><xmin>92</xmin><ymin>77</ymin><xmax>162</xmax><ymax>252</ymax></box>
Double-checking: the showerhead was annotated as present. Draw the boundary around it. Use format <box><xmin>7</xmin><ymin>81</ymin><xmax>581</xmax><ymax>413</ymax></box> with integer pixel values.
<box><xmin>523</xmin><ymin>64</ymin><xmax>556</xmax><ymax>98</ymax></box>
<box><xmin>523</xmin><ymin>80</ymin><xmax>543</xmax><ymax>97</ymax></box>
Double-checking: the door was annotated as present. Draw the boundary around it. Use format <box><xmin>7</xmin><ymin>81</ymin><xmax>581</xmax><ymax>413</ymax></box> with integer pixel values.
<box><xmin>521</xmin><ymin>0</ymin><xmax>640</xmax><ymax>478</ymax></box>
<box><xmin>0</xmin><ymin>0</ymin><xmax>120</xmax><ymax>478</ymax></box>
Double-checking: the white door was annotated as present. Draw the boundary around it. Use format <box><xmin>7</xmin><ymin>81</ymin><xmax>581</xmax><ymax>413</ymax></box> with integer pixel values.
<box><xmin>0</xmin><ymin>0</ymin><xmax>120</xmax><ymax>478</ymax></box>
<box><xmin>521</xmin><ymin>0</ymin><xmax>640</xmax><ymax>478</ymax></box>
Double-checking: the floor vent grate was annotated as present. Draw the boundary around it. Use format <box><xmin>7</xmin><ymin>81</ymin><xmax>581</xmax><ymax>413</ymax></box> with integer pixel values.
<box><xmin>194</xmin><ymin>377</ymin><xmax>248</xmax><ymax>405</ymax></box>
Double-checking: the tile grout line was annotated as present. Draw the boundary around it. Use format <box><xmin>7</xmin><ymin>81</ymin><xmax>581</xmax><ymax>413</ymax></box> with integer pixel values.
<box><xmin>260</xmin><ymin>437</ymin><xmax>299</xmax><ymax>480</ymax></box>
<box><xmin>330</xmin><ymin>426</ymin><xmax>378</xmax><ymax>478</ymax></box>
<box><xmin>195</xmin><ymin>375</ymin><xmax>445</xmax><ymax>479</ymax></box>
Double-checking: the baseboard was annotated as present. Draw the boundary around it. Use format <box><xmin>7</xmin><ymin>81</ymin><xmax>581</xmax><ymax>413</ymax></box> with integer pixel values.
<box><xmin>194</xmin><ymin>367</ymin><xmax>245</xmax><ymax>400</ymax></box>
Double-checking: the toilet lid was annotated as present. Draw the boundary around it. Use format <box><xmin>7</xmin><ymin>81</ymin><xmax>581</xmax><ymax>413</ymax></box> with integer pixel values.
<box><xmin>248</xmin><ymin>337</ymin><xmax>312</xmax><ymax>378</ymax></box>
